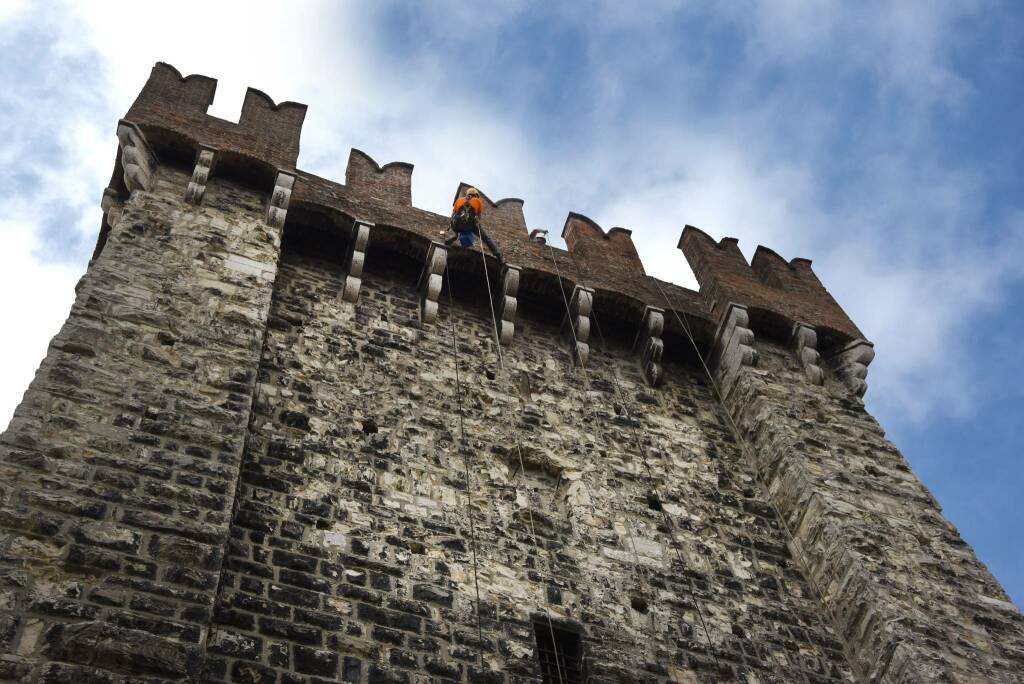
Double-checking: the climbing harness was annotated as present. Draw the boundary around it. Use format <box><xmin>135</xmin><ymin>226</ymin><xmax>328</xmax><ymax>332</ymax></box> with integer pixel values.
<box><xmin>451</xmin><ymin>201</ymin><xmax>478</xmax><ymax>234</ymax></box>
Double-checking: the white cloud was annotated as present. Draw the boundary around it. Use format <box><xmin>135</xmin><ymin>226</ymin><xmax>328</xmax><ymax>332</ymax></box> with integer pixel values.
<box><xmin>0</xmin><ymin>0</ymin><xmax>27</xmax><ymax>23</ymax></box>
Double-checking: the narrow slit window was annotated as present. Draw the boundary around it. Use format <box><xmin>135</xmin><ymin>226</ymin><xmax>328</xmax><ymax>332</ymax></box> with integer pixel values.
<box><xmin>534</xmin><ymin>621</ymin><xmax>584</xmax><ymax>683</ymax></box>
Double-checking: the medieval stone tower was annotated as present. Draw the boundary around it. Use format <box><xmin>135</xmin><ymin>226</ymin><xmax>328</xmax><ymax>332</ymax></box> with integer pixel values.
<box><xmin>0</xmin><ymin>62</ymin><xmax>1020</xmax><ymax>684</ymax></box>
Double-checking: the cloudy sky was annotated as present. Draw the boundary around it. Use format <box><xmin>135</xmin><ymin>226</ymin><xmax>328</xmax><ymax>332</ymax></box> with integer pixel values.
<box><xmin>1</xmin><ymin>1</ymin><xmax>1021</xmax><ymax>605</ymax></box>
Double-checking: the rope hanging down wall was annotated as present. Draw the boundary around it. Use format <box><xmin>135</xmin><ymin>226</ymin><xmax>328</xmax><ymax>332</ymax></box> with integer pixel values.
<box><xmin>476</xmin><ymin>247</ymin><xmax>664</xmax><ymax>680</ymax></box>
<box><xmin>482</xmin><ymin>246</ymin><xmax>670</xmax><ymax>652</ymax></box>
<box><xmin>447</xmin><ymin>261</ymin><xmax>568</xmax><ymax>684</ymax></box>
<box><xmin>564</xmin><ymin>245</ymin><xmax>840</xmax><ymax>681</ymax></box>
<box><xmin>442</xmin><ymin>265</ymin><xmax>487</xmax><ymax>670</ymax></box>
<box><xmin>543</xmin><ymin>246</ymin><xmax>722</xmax><ymax>673</ymax></box>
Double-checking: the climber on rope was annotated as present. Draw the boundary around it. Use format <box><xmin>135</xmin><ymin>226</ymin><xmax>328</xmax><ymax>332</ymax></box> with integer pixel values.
<box><xmin>445</xmin><ymin>187</ymin><xmax>503</xmax><ymax>262</ymax></box>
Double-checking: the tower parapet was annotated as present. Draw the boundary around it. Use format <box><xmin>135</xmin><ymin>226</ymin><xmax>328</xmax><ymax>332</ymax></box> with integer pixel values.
<box><xmin>678</xmin><ymin>225</ymin><xmax>861</xmax><ymax>346</ymax></box>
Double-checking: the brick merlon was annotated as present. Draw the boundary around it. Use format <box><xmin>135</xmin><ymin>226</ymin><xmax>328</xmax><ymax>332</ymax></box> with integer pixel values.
<box><xmin>346</xmin><ymin>149</ymin><xmax>415</xmax><ymax>205</ymax></box>
<box><xmin>562</xmin><ymin>212</ymin><xmax>645</xmax><ymax>277</ymax></box>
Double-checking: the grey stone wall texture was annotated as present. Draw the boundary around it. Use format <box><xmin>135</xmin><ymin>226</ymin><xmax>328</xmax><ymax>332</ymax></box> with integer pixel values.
<box><xmin>0</xmin><ymin>62</ymin><xmax>1021</xmax><ymax>683</ymax></box>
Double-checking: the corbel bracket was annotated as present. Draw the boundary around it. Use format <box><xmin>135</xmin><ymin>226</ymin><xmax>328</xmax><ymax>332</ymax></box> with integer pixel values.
<box><xmin>342</xmin><ymin>220</ymin><xmax>372</xmax><ymax>303</ymax></box>
<box><xmin>711</xmin><ymin>302</ymin><xmax>757</xmax><ymax>398</ymax></box>
<box><xmin>185</xmin><ymin>146</ymin><xmax>217</xmax><ymax>204</ymax></box>
<box><xmin>266</xmin><ymin>171</ymin><xmax>296</xmax><ymax>229</ymax></box>
<box><xmin>418</xmin><ymin>242</ymin><xmax>447</xmax><ymax>324</ymax></box>
<box><xmin>790</xmin><ymin>322</ymin><xmax>824</xmax><ymax>385</ymax></box>
<box><xmin>495</xmin><ymin>264</ymin><xmax>521</xmax><ymax>345</ymax></box>
<box><xmin>116</xmin><ymin>121</ymin><xmax>155</xmax><ymax>194</ymax></box>
<box><xmin>827</xmin><ymin>339</ymin><xmax>875</xmax><ymax>398</ymax></box>
<box><xmin>100</xmin><ymin>187</ymin><xmax>123</xmax><ymax>230</ymax></box>
<box><xmin>633</xmin><ymin>305</ymin><xmax>665</xmax><ymax>387</ymax></box>
<box><xmin>562</xmin><ymin>284</ymin><xmax>595</xmax><ymax>366</ymax></box>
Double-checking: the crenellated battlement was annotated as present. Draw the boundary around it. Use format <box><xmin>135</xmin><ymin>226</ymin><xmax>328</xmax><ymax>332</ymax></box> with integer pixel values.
<box><xmin>111</xmin><ymin>62</ymin><xmax>868</xmax><ymax>378</ymax></box>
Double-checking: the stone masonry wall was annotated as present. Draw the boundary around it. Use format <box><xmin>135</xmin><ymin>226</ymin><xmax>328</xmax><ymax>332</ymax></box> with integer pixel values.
<box><xmin>726</xmin><ymin>341</ymin><xmax>1024</xmax><ymax>682</ymax></box>
<box><xmin>202</xmin><ymin>244</ymin><xmax>857</xmax><ymax>683</ymax></box>
<box><xmin>0</xmin><ymin>166</ymin><xmax>281</xmax><ymax>681</ymax></box>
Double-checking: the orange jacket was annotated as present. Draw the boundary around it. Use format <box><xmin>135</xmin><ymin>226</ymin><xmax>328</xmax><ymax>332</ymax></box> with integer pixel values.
<box><xmin>453</xmin><ymin>196</ymin><xmax>484</xmax><ymax>217</ymax></box>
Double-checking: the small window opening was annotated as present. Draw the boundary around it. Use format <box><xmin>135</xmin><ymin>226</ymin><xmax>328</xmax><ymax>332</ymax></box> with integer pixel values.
<box><xmin>630</xmin><ymin>595</ymin><xmax>649</xmax><ymax>613</ymax></box>
<box><xmin>534</xmin><ymin>621</ymin><xmax>584</xmax><ymax>683</ymax></box>
<box><xmin>361</xmin><ymin>419</ymin><xmax>378</xmax><ymax>435</ymax></box>
<box><xmin>646</xmin><ymin>491</ymin><xmax>663</xmax><ymax>511</ymax></box>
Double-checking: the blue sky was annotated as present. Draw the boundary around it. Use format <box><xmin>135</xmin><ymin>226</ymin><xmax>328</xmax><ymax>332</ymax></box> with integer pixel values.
<box><xmin>1</xmin><ymin>1</ymin><xmax>1021</xmax><ymax>606</ymax></box>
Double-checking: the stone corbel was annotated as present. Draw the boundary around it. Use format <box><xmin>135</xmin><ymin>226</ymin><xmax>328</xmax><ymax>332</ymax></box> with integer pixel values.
<box><xmin>185</xmin><ymin>147</ymin><xmax>216</xmax><ymax>204</ymax></box>
<box><xmin>417</xmin><ymin>242</ymin><xmax>447</xmax><ymax>324</ymax></box>
<box><xmin>266</xmin><ymin>171</ymin><xmax>296</xmax><ymax>229</ymax></box>
<box><xmin>100</xmin><ymin>187</ymin><xmax>123</xmax><ymax>230</ymax></box>
<box><xmin>495</xmin><ymin>264</ymin><xmax>521</xmax><ymax>345</ymax></box>
<box><xmin>790</xmin><ymin>322</ymin><xmax>824</xmax><ymax>385</ymax></box>
<box><xmin>562</xmin><ymin>284</ymin><xmax>594</xmax><ymax>366</ymax></box>
<box><xmin>342</xmin><ymin>220</ymin><xmax>372</xmax><ymax>303</ymax></box>
<box><xmin>116</xmin><ymin>121</ymin><xmax>155</xmax><ymax>193</ymax></box>
<box><xmin>827</xmin><ymin>339</ymin><xmax>875</xmax><ymax>398</ymax></box>
<box><xmin>633</xmin><ymin>305</ymin><xmax>665</xmax><ymax>387</ymax></box>
<box><xmin>711</xmin><ymin>302</ymin><xmax>757</xmax><ymax>398</ymax></box>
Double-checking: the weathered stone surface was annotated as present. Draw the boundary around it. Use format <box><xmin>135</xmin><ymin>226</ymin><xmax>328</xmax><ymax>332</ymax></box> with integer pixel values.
<box><xmin>44</xmin><ymin>621</ymin><xmax>201</xmax><ymax>677</ymax></box>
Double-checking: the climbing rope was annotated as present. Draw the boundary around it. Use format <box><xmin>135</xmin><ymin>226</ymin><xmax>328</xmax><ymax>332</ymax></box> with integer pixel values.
<box><xmin>443</xmin><ymin>264</ymin><xmax>486</xmax><ymax>669</ymax></box>
<box><xmin>545</xmin><ymin>246</ymin><xmax>721</xmax><ymax>671</ymax></box>
<box><xmin>477</xmin><ymin>244</ymin><xmax>665</xmax><ymax>663</ymax></box>
<box><xmin>529</xmin><ymin>246</ymin><xmax>666</xmax><ymax>646</ymax></box>
<box><xmin>564</xmin><ymin>245</ymin><xmax>809</xmax><ymax>682</ymax></box>
<box><xmin>468</xmin><ymin>249</ymin><xmax>569</xmax><ymax>679</ymax></box>
<box><xmin>451</xmin><ymin>256</ymin><xmax>567</xmax><ymax>684</ymax></box>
